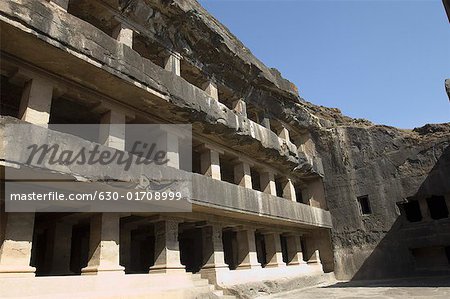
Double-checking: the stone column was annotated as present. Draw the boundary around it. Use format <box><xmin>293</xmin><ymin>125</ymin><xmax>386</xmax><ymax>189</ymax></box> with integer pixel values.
<box><xmin>99</xmin><ymin>110</ymin><xmax>126</xmax><ymax>151</ymax></box>
<box><xmin>81</xmin><ymin>213</ymin><xmax>124</xmax><ymax>275</ymax></box>
<box><xmin>236</xmin><ymin>229</ymin><xmax>260</xmax><ymax>269</ymax></box>
<box><xmin>112</xmin><ymin>23</ymin><xmax>133</xmax><ymax>48</ymax></box>
<box><xmin>260</xmin><ymin>171</ymin><xmax>277</xmax><ymax>196</ymax></box>
<box><xmin>286</xmin><ymin>235</ymin><xmax>306</xmax><ymax>266</ymax></box>
<box><xmin>233</xmin><ymin>99</ymin><xmax>247</xmax><ymax>117</ymax></box>
<box><xmin>164</xmin><ymin>52</ymin><xmax>181</xmax><ymax>76</ymax></box>
<box><xmin>283</xmin><ymin>179</ymin><xmax>297</xmax><ymax>202</ymax></box>
<box><xmin>203</xmin><ymin>81</ymin><xmax>219</xmax><ymax>101</ymax></box>
<box><xmin>307</xmin><ymin>249</ymin><xmax>321</xmax><ymax>264</ymax></box>
<box><xmin>264</xmin><ymin>233</ymin><xmax>285</xmax><ymax>268</ymax></box>
<box><xmin>418</xmin><ymin>198</ymin><xmax>431</xmax><ymax>221</ymax></box>
<box><xmin>157</xmin><ymin>127</ymin><xmax>180</xmax><ymax>169</ymax></box>
<box><xmin>234</xmin><ymin>161</ymin><xmax>252</xmax><ymax>189</ymax></box>
<box><xmin>200</xmin><ymin>224</ymin><xmax>228</xmax><ymax>283</ymax></box>
<box><xmin>261</xmin><ymin>112</ymin><xmax>271</xmax><ymax>129</ymax></box>
<box><xmin>150</xmin><ymin>219</ymin><xmax>185</xmax><ymax>273</ymax></box>
<box><xmin>200</xmin><ymin>147</ymin><xmax>221</xmax><ymax>180</ymax></box>
<box><xmin>0</xmin><ymin>213</ymin><xmax>36</xmax><ymax>277</ymax></box>
<box><xmin>49</xmin><ymin>221</ymin><xmax>73</xmax><ymax>275</ymax></box>
<box><xmin>19</xmin><ymin>77</ymin><xmax>53</xmax><ymax>127</ymax></box>
<box><xmin>278</xmin><ymin>126</ymin><xmax>290</xmax><ymax>142</ymax></box>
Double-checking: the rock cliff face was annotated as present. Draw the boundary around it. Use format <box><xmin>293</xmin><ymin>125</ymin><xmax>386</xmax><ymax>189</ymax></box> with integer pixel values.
<box><xmin>74</xmin><ymin>0</ymin><xmax>450</xmax><ymax>280</ymax></box>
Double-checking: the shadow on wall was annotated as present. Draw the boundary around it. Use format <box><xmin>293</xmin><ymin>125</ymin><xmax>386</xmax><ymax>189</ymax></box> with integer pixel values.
<box><xmin>350</xmin><ymin>145</ymin><xmax>450</xmax><ymax>281</ymax></box>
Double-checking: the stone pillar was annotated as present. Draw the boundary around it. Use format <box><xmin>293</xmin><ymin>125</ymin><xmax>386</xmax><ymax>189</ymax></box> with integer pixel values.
<box><xmin>200</xmin><ymin>149</ymin><xmax>221</xmax><ymax>180</ymax></box>
<box><xmin>203</xmin><ymin>81</ymin><xmax>219</xmax><ymax>101</ymax></box>
<box><xmin>261</xmin><ymin>113</ymin><xmax>271</xmax><ymax>129</ymax></box>
<box><xmin>51</xmin><ymin>0</ymin><xmax>69</xmax><ymax>11</ymax></box>
<box><xmin>200</xmin><ymin>224</ymin><xmax>228</xmax><ymax>283</ymax></box>
<box><xmin>150</xmin><ymin>219</ymin><xmax>185</xmax><ymax>273</ymax></box>
<box><xmin>233</xmin><ymin>99</ymin><xmax>247</xmax><ymax>117</ymax></box>
<box><xmin>286</xmin><ymin>235</ymin><xmax>306</xmax><ymax>266</ymax></box>
<box><xmin>278</xmin><ymin>126</ymin><xmax>290</xmax><ymax>142</ymax></box>
<box><xmin>82</xmin><ymin>213</ymin><xmax>124</xmax><ymax>275</ymax></box>
<box><xmin>202</xmin><ymin>225</ymin><xmax>227</xmax><ymax>269</ymax></box>
<box><xmin>164</xmin><ymin>52</ymin><xmax>181</xmax><ymax>76</ymax></box>
<box><xmin>307</xmin><ymin>249</ymin><xmax>321</xmax><ymax>265</ymax></box>
<box><xmin>234</xmin><ymin>161</ymin><xmax>252</xmax><ymax>189</ymax></box>
<box><xmin>283</xmin><ymin>179</ymin><xmax>297</xmax><ymax>202</ymax></box>
<box><xmin>264</xmin><ymin>233</ymin><xmax>285</xmax><ymax>268</ymax></box>
<box><xmin>236</xmin><ymin>229</ymin><xmax>260</xmax><ymax>269</ymax></box>
<box><xmin>99</xmin><ymin>110</ymin><xmax>126</xmax><ymax>151</ymax></box>
<box><xmin>112</xmin><ymin>23</ymin><xmax>133</xmax><ymax>48</ymax></box>
<box><xmin>49</xmin><ymin>221</ymin><xmax>73</xmax><ymax>275</ymax></box>
<box><xmin>418</xmin><ymin>198</ymin><xmax>431</xmax><ymax>221</ymax></box>
<box><xmin>200</xmin><ymin>148</ymin><xmax>221</xmax><ymax>180</ymax></box>
<box><xmin>260</xmin><ymin>171</ymin><xmax>277</xmax><ymax>196</ymax></box>
<box><xmin>0</xmin><ymin>213</ymin><xmax>36</xmax><ymax>277</ymax></box>
<box><xmin>157</xmin><ymin>128</ymin><xmax>180</xmax><ymax>169</ymax></box>
<box><xmin>19</xmin><ymin>77</ymin><xmax>53</xmax><ymax>127</ymax></box>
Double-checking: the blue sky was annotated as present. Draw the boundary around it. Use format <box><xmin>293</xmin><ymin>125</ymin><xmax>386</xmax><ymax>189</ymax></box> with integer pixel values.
<box><xmin>199</xmin><ymin>0</ymin><xmax>450</xmax><ymax>129</ymax></box>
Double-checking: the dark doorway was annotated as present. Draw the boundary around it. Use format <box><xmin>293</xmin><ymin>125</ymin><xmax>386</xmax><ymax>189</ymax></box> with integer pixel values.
<box><xmin>255</xmin><ymin>232</ymin><xmax>267</xmax><ymax>267</ymax></box>
<box><xmin>31</xmin><ymin>228</ymin><xmax>50</xmax><ymax>276</ymax></box>
<box><xmin>179</xmin><ymin>227</ymin><xmax>203</xmax><ymax>273</ymax></box>
<box><xmin>70</xmin><ymin>223</ymin><xmax>90</xmax><ymax>274</ymax></box>
<box><xmin>426</xmin><ymin>195</ymin><xmax>449</xmax><ymax>220</ymax></box>
<box><xmin>129</xmin><ymin>228</ymin><xmax>155</xmax><ymax>273</ymax></box>
<box><xmin>402</xmin><ymin>200</ymin><xmax>422</xmax><ymax>222</ymax></box>
<box><xmin>280</xmin><ymin>235</ymin><xmax>288</xmax><ymax>264</ymax></box>
<box><xmin>222</xmin><ymin>230</ymin><xmax>238</xmax><ymax>270</ymax></box>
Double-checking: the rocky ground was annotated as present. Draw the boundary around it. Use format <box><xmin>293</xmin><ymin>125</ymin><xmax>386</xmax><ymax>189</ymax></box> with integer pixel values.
<box><xmin>257</xmin><ymin>276</ymin><xmax>450</xmax><ymax>299</ymax></box>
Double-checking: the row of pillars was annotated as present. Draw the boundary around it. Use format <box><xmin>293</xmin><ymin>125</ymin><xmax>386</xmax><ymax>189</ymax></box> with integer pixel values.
<box><xmin>16</xmin><ymin>67</ymin><xmax>299</xmax><ymax>202</ymax></box>
<box><xmin>0</xmin><ymin>212</ymin><xmax>320</xmax><ymax>277</ymax></box>
<box><xmin>105</xmin><ymin>10</ymin><xmax>292</xmax><ymax>144</ymax></box>
<box><xmin>199</xmin><ymin>146</ymin><xmax>298</xmax><ymax>202</ymax></box>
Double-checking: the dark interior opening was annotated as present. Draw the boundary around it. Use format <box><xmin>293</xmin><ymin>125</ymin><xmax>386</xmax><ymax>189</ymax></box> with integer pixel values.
<box><xmin>251</xmin><ymin>168</ymin><xmax>261</xmax><ymax>191</ymax></box>
<box><xmin>133</xmin><ymin>34</ymin><xmax>167</xmax><ymax>68</ymax></box>
<box><xmin>426</xmin><ymin>195</ymin><xmax>449</xmax><ymax>220</ymax></box>
<box><xmin>222</xmin><ymin>229</ymin><xmax>238</xmax><ymax>270</ymax></box>
<box><xmin>192</xmin><ymin>149</ymin><xmax>202</xmax><ymax>174</ymax></box>
<box><xmin>255</xmin><ymin>232</ymin><xmax>267</xmax><ymax>267</ymax></box>
<box><xmin>49</xmin><ymin>97</ymin><xmax>102</xmax><ymax>142</ymax></box>
<box><xmin>445</xmin><ymin>246</ymin><xmax>450</xmax><ymax>264</ymax></box>
<box><xmin>220</xmin><ymin>154</ymin><xmax>235</xmax><ymax>184</ymax></box>
<box><xmin>179</xmin><ymin>227</ymin><xmax>203</xmax><ymax>273</ymax></box>
<box><xmin>31</xmin><ymin>227</ymin><xmax>50</xmax><ymax>276</ymax></box>
<box><xmin>402</xmin><ymin>200</ymin><xmax>422</xmax><ymax>222</ymax></box>
<box><xmin>68</xmin><ymin>0</ymin><xmax>117</xmax><ymax>37</ymax></box>
<box><xmin>275</xmin><ymin>177</ymin><xmax>283</xmax><ymax>198</ymax></box>
<box><xmin>411</xmin><ymin>246</ymin><xmax>450</xmax><ymax>269</ymax></box>
<box><xmin>70</xmin><ymin>223</ymin><xmax>90</xmax><ymax>274</ymax></box>
<box><xmin>294</xmin><ymin>184</ymin><xmax>304</xmax><ymax>203</ymax></box>
<box><xmin>0</xmin><ymin>75</ymin><xmax>22</xmax><ymax>117</ymax></box>
<box><xmin>129</xmin><ymin>228</ymin><xmax>155</xmax><ymax>273</ymax></box>
<box><xmin>180</xmin><ymin>59</ymin><xmax>209</xmax><ymax>91</ymax></box>
<box><xmin>357</xmin><ymin>195</ymin><xmax>372</xmax><ymax>215</ymax></box>
<box><xmin>280</xmin><ymin>235</ymin><xmax>288</xmax><ymax>264</ymax></box>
